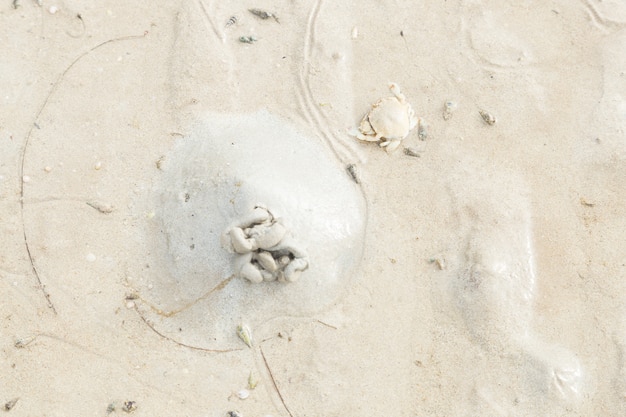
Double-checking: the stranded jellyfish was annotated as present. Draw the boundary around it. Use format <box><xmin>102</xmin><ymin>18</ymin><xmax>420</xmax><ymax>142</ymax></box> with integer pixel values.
<box><xmin>133</xmin><ymin>111</ymin><xmax>366</xmax><ymax>350</ymax></box>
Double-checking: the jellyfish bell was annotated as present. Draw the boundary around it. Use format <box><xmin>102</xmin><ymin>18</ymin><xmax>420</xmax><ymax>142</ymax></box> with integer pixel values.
<box><xmin>134</xmin><ymin>111</ymin><xmax>366</xmax><ymax>350</ymax></box>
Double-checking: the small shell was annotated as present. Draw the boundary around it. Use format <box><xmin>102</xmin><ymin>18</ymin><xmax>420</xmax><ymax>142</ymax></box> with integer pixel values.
<box><xmin>417</xmin><ymin>118</ymin><xmax>428</xmax><ymax>140</ymax></box>
<box><xmin>237</xmin><ymin>389</ymin><xmax>250</xmax><ymax>400</ymax></box>
<box><xmin>443</xmin><ymin>101</ymin><xmax>456</xmax><ymax>121</ymax></box>
<box><xmin>239</xmin><ymin>36</ymin><xmax>258</xmax><ymax>44</ymax></box>
<box><xmin>580</xmin><ymin>198</ymin><xmax>595</xmax><ymax>207</ymax></box>
<box><xmin>122</xmin><ymin>401</ymin><xmax>137</xmax><ymax>413</ymax></box>
<box><xmin>156</xmin><ymin>156</ymin><xmax>166</xmax><ymax>170</ymax></box>
<box><xmin>249</xmin><ymin>8</ymin><xmax>279</xmax><ymax>23</ymax></box>
<box><xmin>225</xmin><ymin>16</ymin><xmax>238</xmax><ymax>27</ymax></box>
<box><xmin>351</xmin><ymin>26</ymin><xmax>359</xmax><ymax>39</ymax></box>
<box><xmin>346</xmin><ymin>164</ymin><xmax>360</xmax><ymax>184</ymax></box>
<box><xmin>236</xmin><ymin>324</ymin><xmax>253</xmax><ymax>347</ymax></box>
<box><xmin>403</xmin><ymin>147</ymin><xmax>421</xmax><ymax>158</ymax></box>
<box><xmin>86</xmin><ymin>201</ymin><xmax>115</xmax><ymax>214</ymax></box>
<box><xmin>248</xmin><ymin>371</ymin><xmax>258</xmax><ymax>389</ymax></box>
<box><xmin>4</xmin><ymin>398</ymin><xmax>19</xmax><ymax>411</ymax></box>
<box><xmin>479</xmin><ymin>110</ymin><xmax>496</xmax><ymax>125</ymax></box>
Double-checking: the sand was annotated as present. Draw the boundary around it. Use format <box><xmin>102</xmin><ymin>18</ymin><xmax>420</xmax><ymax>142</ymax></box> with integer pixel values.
<box><xmin>1</xmin><ymin>1</ymin><xmax>625</xmax><ymax>416</ymax></box>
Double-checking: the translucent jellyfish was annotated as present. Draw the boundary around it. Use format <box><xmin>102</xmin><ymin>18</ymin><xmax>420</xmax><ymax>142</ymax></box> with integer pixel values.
<box><xmin>133</xmin><ymin>111</ymin><xmax>366</xmax><ymax>350</ymax></box>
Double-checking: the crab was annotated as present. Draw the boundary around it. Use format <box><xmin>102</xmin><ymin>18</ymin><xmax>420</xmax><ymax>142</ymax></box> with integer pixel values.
<box><xmin>353</xmin><ymin>82</ymin><xmax>418</xmax><ymax>153</ymax></box>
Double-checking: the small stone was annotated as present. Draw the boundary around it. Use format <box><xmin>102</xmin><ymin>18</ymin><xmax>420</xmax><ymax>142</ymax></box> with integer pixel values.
<box><xmin>237</xmin><ymin>389</ymin><xmax>250</xmax><ymax>400</ymax></box>
<box><xmin>94</xmin><ymin>161</ymin><xmax>103</xmax><ymax>170</ymax></box>
<box><xmin>4</xmin><ymin>398</ymin><xmax>19</xmax><ymax>411</ymax></box>
<box><xmin>22</xmin><ymin>175</ymin><xmax>31</xmax><ymax>183</ymax></box>
<box><xmin>236</xmin><ymin>324</ymin><xmax>253</xmax><ymax>347</ymax></box>
<box><xmin>86</xmin><ymin>253</ymin><xmax>96</xmax><ymax>262</ymax></box>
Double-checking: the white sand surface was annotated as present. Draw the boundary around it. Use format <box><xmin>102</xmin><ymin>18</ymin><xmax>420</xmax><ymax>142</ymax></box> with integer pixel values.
<box><xmin>1</xmin><ymin>1</ymin><xmax>626</xmax><ymax>416</ymax></box>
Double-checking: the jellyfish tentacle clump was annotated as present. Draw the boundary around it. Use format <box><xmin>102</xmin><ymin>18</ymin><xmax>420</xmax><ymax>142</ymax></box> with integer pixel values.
<box><xmin>222</xmin><ymin>205</ymin><xmax>309</xmax><ymax>283</ymax></box>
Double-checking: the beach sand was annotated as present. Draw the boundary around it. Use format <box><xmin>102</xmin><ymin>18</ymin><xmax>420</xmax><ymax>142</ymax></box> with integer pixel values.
<box><xmin>1</xmin><ymin>1</ymin><xmax>625</xmax><ymax>416</ymax></box>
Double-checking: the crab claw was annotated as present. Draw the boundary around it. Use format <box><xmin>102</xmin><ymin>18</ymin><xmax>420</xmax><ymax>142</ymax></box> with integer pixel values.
<box><xmin>380</xmin><ymin>139</ymin><xmax>402</xmax><ymax>153</ymax></box>
<box><xmin>389</xmin><ymin>82</ymin><xmax>406</xmax><ymax>102</ymax></box>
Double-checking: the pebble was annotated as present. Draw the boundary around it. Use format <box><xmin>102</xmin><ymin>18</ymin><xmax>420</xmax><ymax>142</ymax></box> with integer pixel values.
<box><xmin>237</xmin><ymin>389</ymin><xmax>250</xmax><ymax>400</ymax></box>
<box><xmin>22</xmin><ymin>175</ymin><xmax>31</xmax><ymax>183</ymax></box>
<box><xmin>86</xmin><ymin>253</ymin><xmax>96</xmax><ymax>262</ymax></box>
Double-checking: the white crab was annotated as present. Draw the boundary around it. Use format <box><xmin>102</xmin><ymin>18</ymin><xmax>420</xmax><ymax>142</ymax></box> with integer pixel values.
<box><xmin>353</xmin><ymin>83</ymin><xmax>418</xmax><ymax>153</ymax></box>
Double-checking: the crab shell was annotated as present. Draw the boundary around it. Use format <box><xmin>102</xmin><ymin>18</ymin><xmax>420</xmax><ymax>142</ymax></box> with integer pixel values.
<box><xmin>359</xmin><ymin>96</ymin><xmax>417</xmax><ymax>141</ymax></box>
<box><xmin>355</xmin><ymin>84</ymin><xmax>418</xmax><ymax>153</ymax></box>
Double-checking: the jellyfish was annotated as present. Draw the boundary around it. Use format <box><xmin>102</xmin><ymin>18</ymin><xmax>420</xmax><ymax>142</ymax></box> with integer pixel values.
<box><xmin>132</xmin><ymin>110</ymin><xmax>366</xmax><ymax>350</ymax></box>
